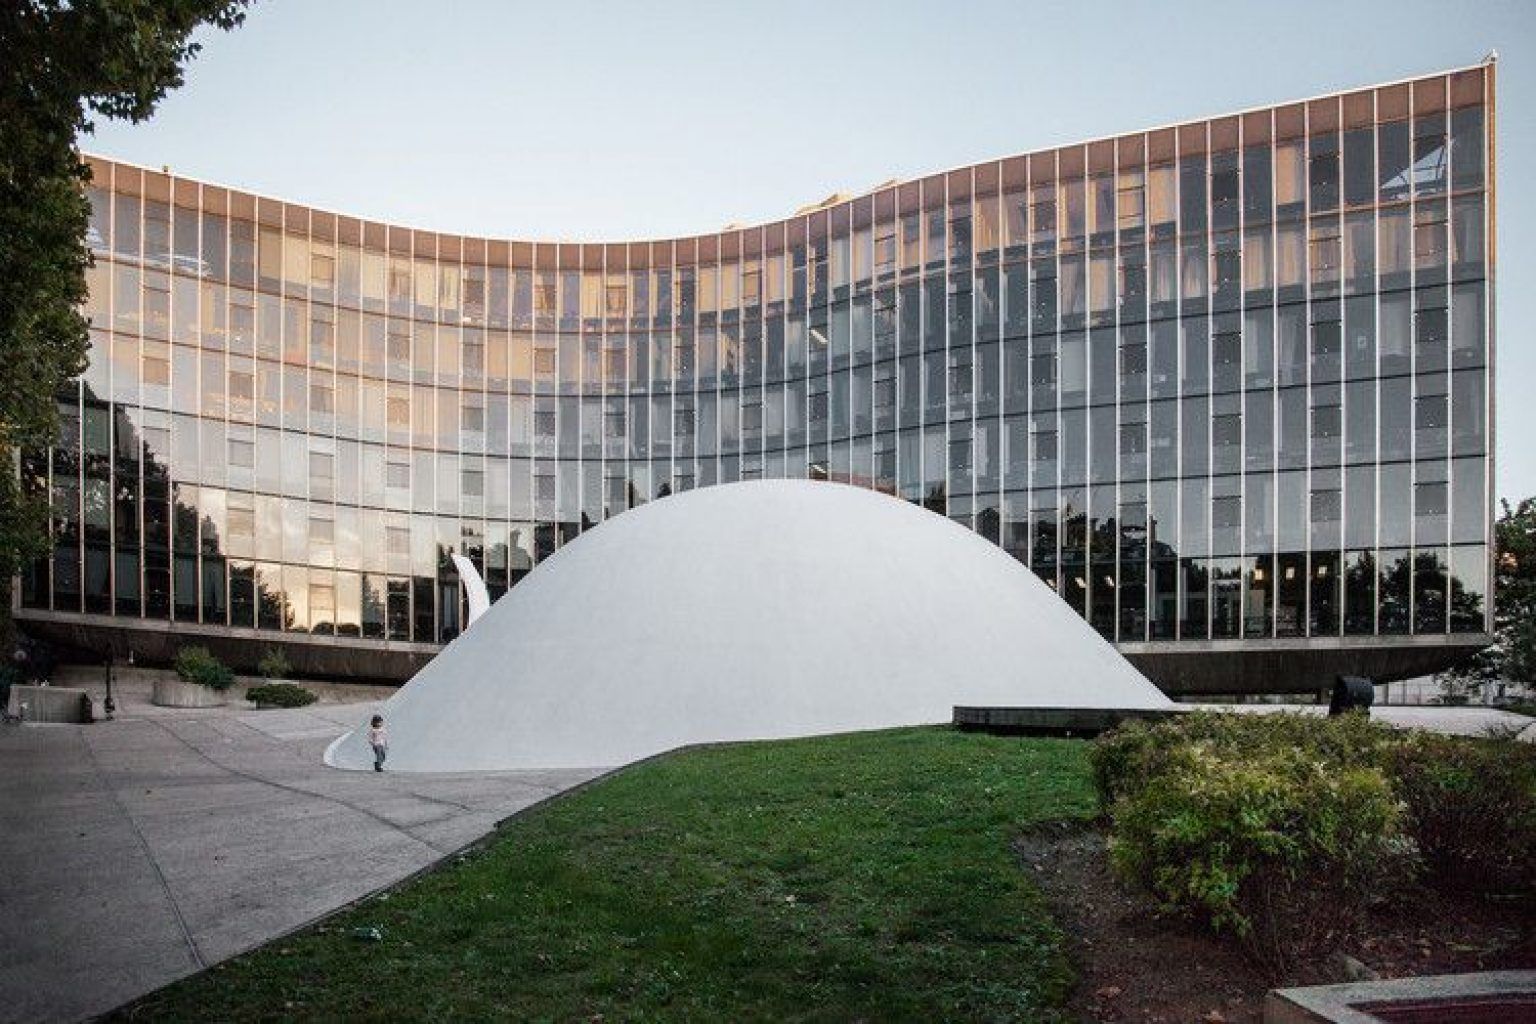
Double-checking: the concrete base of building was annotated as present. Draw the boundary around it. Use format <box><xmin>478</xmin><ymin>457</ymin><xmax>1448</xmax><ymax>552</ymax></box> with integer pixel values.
<box><xmin>1123</xmin><ymin>634</ymin><xmax>1493</xmax><ymax>696</ymax></box>
<box><xmin>8</xmin><ymin>684</ymin><xmax>93</xmax><ymax>723</ymax></box>
<box><xmin>14</xmin><ymin>609</ymin><xmax>438</xmax><ymax>683</ymax></box>
<box><xmin>1263</xmin><ymin>970</ymin><xmax>1536</xmax><ymax>1023</ymax></box>
<box><xmin>13</xmin><ymin>610</ymin><xmax>1495</xmax><ymax>697</ymax></box>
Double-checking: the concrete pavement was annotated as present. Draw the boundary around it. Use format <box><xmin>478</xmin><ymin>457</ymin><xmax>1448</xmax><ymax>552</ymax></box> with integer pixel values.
<box><xmin>0</xmin><ymin>680</ymin><xmax>609</xmax><ymax>1024</ymax></box>
<box><xmin>1203</xmin><ymin>701</ymin><xmax>1536</xmax><ymax>740</ymax></box>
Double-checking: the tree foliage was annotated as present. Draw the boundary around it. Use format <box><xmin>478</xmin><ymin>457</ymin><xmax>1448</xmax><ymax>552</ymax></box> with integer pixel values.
<box><xmin>0</xmin><ymin>0</ymin><xmax>249</xmax><ymax>629</ymax></box>
<box><xmin>1440</xmin><ymin>497</ymin><xmax>1536</xmax><ymax>693</ymax></box>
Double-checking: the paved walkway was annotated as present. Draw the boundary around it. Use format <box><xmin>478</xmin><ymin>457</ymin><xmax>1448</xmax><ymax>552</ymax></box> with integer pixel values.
<box><xmin>1204</xmin><ymin>701</ymin><xmax>1536</xmax><ymax>740</ymax></box>
<box><xmin>0</xmin><ymin>681</ymin><xmax>608</xmax><ymax>1024</ymax></box>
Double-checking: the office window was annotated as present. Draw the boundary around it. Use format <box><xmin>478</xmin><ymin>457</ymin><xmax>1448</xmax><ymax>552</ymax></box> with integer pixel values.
<box><xmin>144</xmin><ymin>353</ymin><xmax>170</xmax><ymax>386</ymax></box>
<box><xmin>1030</xmin><ymin>352</ymin><xmax>1056</xmax><ymax>386</ymax></box>
<box><xmin>1313</xmin><ymin>403</ymin><xmax>1342</xmax><ymax>440</ymax></box>
<box><xmin>1416</xmin><ymin>480</ymin><xmax>1448</xmax><ymax>517</ymax></box>
<box><xmin>1417</xmin><ymin>393</ymin><xmax>1448</xmax><ymax>430</ymax></box>
<box><xmin>1311</xmin><ymin>488</ymin><xmax>1342</xmax><ymax>522</ymax></box>
<box><xmin>308</xmin><ymin>452</ymin><xmax>334</xmax><ymax>485</ymax></box>
<box><xmin>228</xmin><ymin>506</ymin><xmax>254</xmax><ymax>538</ymax></box>
<box><xmin>1212</xmin><ymin>496</ymin><xmax>1241</xmax><ymax>529</ymax></box>
<box><xmin>461</xmin><ymin>402</ymin><xmax>485</xmax><ymax>433</ymax></box>
<box><xmin>1117</xmin><ymin>170</ymin><xmax>1145</xmax><ymax>231</ymax></box>
<box><xmin>311</xmin><ymin>253</ymin><xmax>334</xmax><ymax>288</ymax></box>
<box><xmin>387</xmin><ymin>325</ymin><xmax>410</xmax><ymax>362</ymax></box>
<box><xmin>1120</xmin><ymin>421</ymin><xmax>1147</xmax><ymax>455</ymax></box>
<box><xmin>309</xmin><ymin>382</ymin><xmax>334</xmax><ymax>414</ymax></box>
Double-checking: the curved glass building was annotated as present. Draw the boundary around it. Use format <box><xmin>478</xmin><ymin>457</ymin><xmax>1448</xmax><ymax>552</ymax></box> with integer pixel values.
<box><xmin>18</xmin><ymin>64</ymin><xmax>1496</xmax><ymax>694</ymax></box>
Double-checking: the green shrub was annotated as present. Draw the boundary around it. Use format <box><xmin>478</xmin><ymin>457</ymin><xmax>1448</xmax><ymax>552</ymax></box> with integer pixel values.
<box><xmin>1090</xmin><ymin>710</ymin><xmax>1400</xmax><ymax>810</ymax></box>
<box><xmin>245</xmin><ymin>682</ymin><xmax>317</xmax><ymax>708</ymax></box>
<box><xmin>1089</xmin><ymin>717</ymin><xmax>1170</xmax><ymax>808</ymax></box>
<box><xmin>1093</xmin><ymin>711</ymin><xmax>1536</xmax><ymax>972</ymax></box>
<box><xmin>174</xmin><ymin>645</ymin><xmax>233</xmax><ymax>691</ymax></box>
<box><xmin>1390</xmin><ymin>733</ymin><xmax>1536</xmax><ymax>893</ymax></box>
<box><xmin>1500</xmin><ymin>699</ymin><xmax>1536</xmax><ymax>719</ymax></box>
<box><xmin>256</xmin><ymin>646</ymin><xmax>293</xmax><ymax>679</ymax></box>
<box><xmin>1093</xmin><ymin>712</ymin><xmax>1417</xmax><ymax>976</ymax></box>
<box><xmin>1108</xmin><ymin>742</ymin><xmax>1410</xmax><ymax>977</ymax></box>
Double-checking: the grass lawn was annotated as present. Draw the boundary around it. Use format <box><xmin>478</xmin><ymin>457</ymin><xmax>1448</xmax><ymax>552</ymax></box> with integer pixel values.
<box><xmin>116</xmin><ymin>727</ymin><xmax>1096</xmax><ymax>1022</ymax></box>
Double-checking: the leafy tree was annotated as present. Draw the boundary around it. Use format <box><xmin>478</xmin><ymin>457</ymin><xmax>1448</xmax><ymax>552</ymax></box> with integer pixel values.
<box><xmin>0</xmin><ymin>0</ymin><xmax>249</xmax><ymax>636</ymax></box>
<box><xmin>1438</xmin><ymin>497</ymin><xmax>1536</xmax><ymax>699</ymax></box>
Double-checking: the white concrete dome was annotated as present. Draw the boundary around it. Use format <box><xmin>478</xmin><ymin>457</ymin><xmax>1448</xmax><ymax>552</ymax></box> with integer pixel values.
<box><xmin>326</xmin><ymin>480</ymin><xmax>1171</xmax><ymax>772</ymax></box>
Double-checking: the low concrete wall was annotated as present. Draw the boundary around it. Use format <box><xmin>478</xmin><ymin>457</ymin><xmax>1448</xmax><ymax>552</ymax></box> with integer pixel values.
<box><xmin>51</xmin><ymin>664</ymin><xmax>172</xmax><ymax>691</ymax></box>
<box><xmin>1264</xmin><ymin>969</ymin><xmax>1536</xmax><ymax>1023</ymax></box>
<box><xmin>150</xmin><ymin>678</ymin><xmax>228</xmax><ymax>708</ymax></box>
<box><xmin>10</xmin><ymin>685</ymin><xmax>93</xmax><ymax>724</ymax></box>
<box><xmin>50</xmin><ymin>664</ymin><xmax>395</xmax><ymax>706</ymax></box>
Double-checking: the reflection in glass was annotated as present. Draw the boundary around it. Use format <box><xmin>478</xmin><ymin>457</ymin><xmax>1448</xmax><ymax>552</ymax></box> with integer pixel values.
<box><xmin>31</xmin><ymin>74</ymin><xmax>1490</xmax><ymax>668</ymax></box>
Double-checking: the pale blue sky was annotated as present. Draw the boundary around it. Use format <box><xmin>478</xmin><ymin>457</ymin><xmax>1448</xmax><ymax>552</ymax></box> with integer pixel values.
<box><xmin>88</xmin><ymin>0</ymin><xmax>1533</xmax><ymax>501</ymax></box>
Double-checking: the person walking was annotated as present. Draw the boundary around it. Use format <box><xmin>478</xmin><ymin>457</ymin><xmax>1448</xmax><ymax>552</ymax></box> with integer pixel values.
<box><xmin>368</xmin><ymin>714</ymin><xmax>388</xmax><ymax>772</ymax></box>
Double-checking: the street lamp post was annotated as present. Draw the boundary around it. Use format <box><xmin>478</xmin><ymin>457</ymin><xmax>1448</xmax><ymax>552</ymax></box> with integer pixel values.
<box><xmin>103</xmin><ymin>654</ymin><xmax>116</xmax><ymax>720</ymax></box>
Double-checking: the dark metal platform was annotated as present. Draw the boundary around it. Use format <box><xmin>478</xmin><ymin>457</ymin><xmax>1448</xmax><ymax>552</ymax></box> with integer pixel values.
<box><xmin>953</xmin><ymin>705</ymin><xmax>1186</xmax><ymax>737</ymax></box>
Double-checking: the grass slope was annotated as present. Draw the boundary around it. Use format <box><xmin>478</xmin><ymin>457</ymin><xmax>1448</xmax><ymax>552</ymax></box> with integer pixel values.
<box><xmin>117</xmin><ymin>727</ymin><xmax>1095</xmax><ymax>1022</ymax></box>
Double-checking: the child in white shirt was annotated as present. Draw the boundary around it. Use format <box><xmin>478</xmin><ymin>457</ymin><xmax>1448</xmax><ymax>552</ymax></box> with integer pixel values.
<box><xmin>368</xmin><ymin>714</ymin><xmax>388</xmax><ymax>772</ymax></box>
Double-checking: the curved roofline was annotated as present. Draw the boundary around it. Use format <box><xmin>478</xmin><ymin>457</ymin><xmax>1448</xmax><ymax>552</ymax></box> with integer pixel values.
<box><xmin>81</xmin><ymin>59</ymin><xmax>1491</xmax><ymax>249</ymax></box>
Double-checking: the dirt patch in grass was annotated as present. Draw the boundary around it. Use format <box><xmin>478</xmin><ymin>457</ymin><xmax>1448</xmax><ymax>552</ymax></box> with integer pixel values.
<box><xmin>1016</xmin><ymin>819</ymin><xmax>1536</xmax><ymax>1024</ymax></box>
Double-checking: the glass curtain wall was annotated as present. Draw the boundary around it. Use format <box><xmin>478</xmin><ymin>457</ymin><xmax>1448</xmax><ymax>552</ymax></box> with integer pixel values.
<box><xmin>23</xmin><ymin>67</ymin><xmax>1492</xmax><ymax>649</ymax></box>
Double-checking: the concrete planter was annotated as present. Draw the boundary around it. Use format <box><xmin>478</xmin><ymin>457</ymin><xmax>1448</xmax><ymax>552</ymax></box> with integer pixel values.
<box><xmin>151</xmin><ymin>677</ymin><xmax>229</xmax><ymax>708</ymax></box>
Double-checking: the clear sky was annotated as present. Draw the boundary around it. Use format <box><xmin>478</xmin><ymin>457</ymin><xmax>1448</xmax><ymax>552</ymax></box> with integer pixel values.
<box><xmin>88</xmin><ymin>0</ymin><xmax>1534</xmax><ymax>502</ymax></box>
